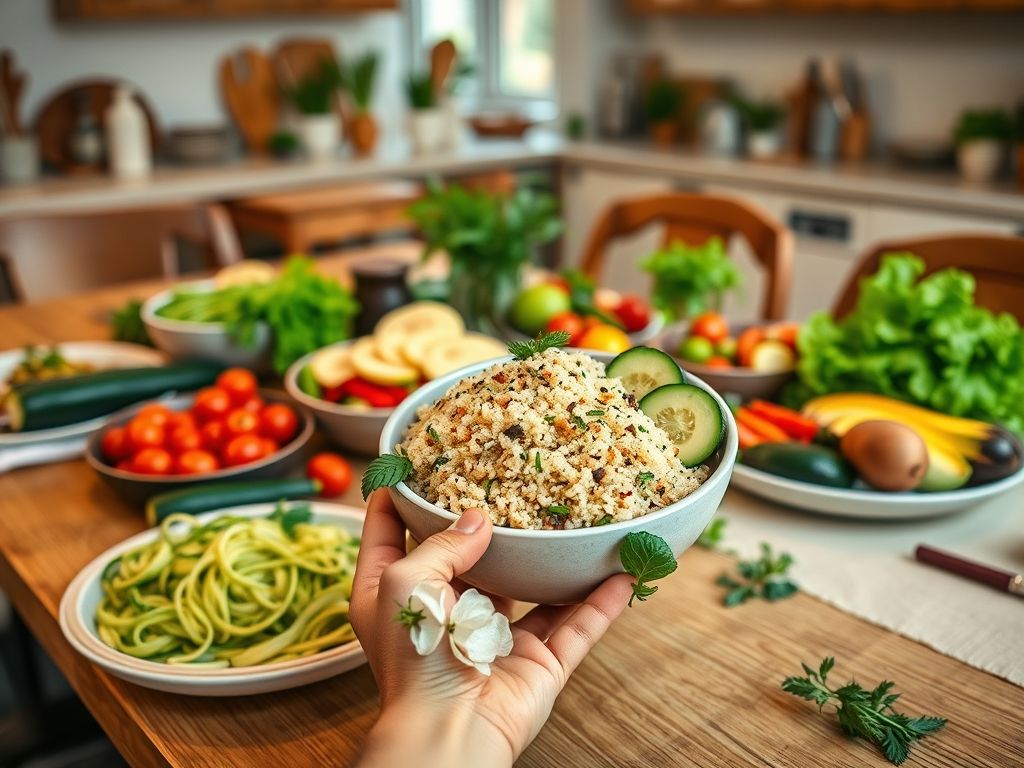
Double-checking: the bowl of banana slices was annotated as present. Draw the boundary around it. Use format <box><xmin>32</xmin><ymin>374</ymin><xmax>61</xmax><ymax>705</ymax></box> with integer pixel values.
<box><xmin>284</xmin><ymin>302</ymin><xmax>507</xmax><ymax>456</ymax></box>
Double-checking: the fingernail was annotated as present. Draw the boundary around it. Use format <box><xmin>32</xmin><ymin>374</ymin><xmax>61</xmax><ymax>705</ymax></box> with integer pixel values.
<box><xmin>451</xmin><ymin>508</ymin><xmax>484</xmax><ymax>534</ymax></box>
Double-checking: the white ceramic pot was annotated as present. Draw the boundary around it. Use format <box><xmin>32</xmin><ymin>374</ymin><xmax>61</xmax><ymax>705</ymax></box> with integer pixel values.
<box><xmin>748</xmin><ymin>130</ymin><xmax>782</xmax><ymax>159</ymax></box>
<box><xmin>408</xmin><ymin>108</ymin><xmax>448</xmax><ymax>155</ymax></box>
<box><xmin>440</xmin><ymin>97</ymin><xmax>461</xmax><ymax>149</ymax></box>
<box><xmin>297</xmin><ymin>114</ymin><xmax>341</xmax><ymax>160</ymax></box>
<box><xmin>379</xmin><ymin>351</ymin><xmax>738</xmax><ymax>605</ymax></box>
<box><xmin>957</xmin><ymin>140</ymin><xmax>1004</xmax><ymax>183</ymax></box>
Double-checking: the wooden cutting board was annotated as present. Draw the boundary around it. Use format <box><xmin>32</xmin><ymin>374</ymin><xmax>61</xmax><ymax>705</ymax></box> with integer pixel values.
<box><xmin>220</xmin><ymin>47</ymin><xmax>279</xmax><ymax>154</ymax></box>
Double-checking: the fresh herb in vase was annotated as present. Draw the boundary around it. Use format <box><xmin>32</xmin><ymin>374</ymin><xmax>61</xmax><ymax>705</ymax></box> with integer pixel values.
<box><xmin>782</xmin><ymin>657</ymin><xmax>947</xmax><ymax>765</ymax></box>
<box><xmin>716</xmin><ymin>542</ymin><xmax>797</xmax><ymax>606</ymax></box>
<box><xmin>340</xmin><ymin>50</ymin><xmax>380</xmax><ymax>156</ymax></box>
<box><xmin>641</xmin><ymin>237</ymin><xmax>742</xmax><ymax>322</ymax></box>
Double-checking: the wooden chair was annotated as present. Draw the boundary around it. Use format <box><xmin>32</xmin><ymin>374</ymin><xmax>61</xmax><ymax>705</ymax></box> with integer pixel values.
<box><xmin>579</xmin><ymin>192</ymin><xmax>793</xmax><ymax>320</ymax></box>
<box><xmin>833</xmin><ymin>234</ymin><xmax>1024</xmax><ymax>322</ymax></box>
<box><xmin>0</xmin><ymin>204</ymin><xmax>242</xmax><ymax>302</ymax></box>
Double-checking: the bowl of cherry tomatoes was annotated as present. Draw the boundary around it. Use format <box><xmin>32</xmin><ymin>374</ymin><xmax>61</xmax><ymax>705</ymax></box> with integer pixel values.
<box><xmin>85</xmin><ymin>368</ymin><xmax>315</xmax><ymax>503</ymax></box>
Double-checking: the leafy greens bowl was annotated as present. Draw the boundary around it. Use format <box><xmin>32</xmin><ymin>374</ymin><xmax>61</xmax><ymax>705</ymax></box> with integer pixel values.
<box><xmin>378</xmin><ymin>350</ymin><xmax>738</xmax><ymax>605</ymax></box>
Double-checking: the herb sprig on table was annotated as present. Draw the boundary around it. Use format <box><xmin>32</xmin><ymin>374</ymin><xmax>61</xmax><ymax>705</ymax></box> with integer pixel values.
<box><xmin>782</xmin><ymin>657</ymin><xmax>947</xmax><ymax>765</ymax></box>
<box><xmin>619</xmin><ymin>531</ymin><xmax>678</xmax><ymax>607</ymax></box>
<box><xmin>696</xmin><ymin>517</ymin><xmax>727</xmax><ymax>550</ymax></box>
<box><xmin>716</xmin><ymin>542</ymin><xmax>798</xmax><ymax>606</ymax></box>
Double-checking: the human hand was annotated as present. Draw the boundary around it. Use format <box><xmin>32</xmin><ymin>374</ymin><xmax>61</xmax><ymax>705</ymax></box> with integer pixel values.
<box><xmin>350</xmin><ymin>491</ymin><xmax>634</xmax><ymax>767</ymax></box>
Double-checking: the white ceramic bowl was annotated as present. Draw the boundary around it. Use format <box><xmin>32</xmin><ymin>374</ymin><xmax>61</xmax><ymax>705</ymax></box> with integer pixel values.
<box><xmin>59</xmin><ymin>502</ymin><xmax>366</xmax><ymax>696</ymax></box>
<box><xmin>379</xmin><ymin>351</ymin><xmax>738</xmax><ymax>605</ymax></box>
<box><xmin>142</xmin><ymin>280</ymin><xmax>273</xmax><ymax>371</ymax></box>
<box><xmin>284</xmin><ymin>341</ymin><xmax>393</xmax><ymax>457</ymax></box>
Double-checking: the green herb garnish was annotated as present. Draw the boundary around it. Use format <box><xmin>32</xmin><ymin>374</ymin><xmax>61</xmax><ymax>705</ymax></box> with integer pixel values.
<box><xmin>508</xmin><ymin>330</ymin><xmax>572</xmax><ymax>360</ymax></box>
<box><xmin>268</xmin><ymin>502</ymin><xmax>312</xmax><ymax>538</ymax></box>
<box><xmin>696</xmin><ymin>518</ymin><xmax>727</xmax><ymax>550</ymax></box>
<box><xmin>572</xmin><ymin>414</ymin><xmax>587</xmax><ymax>430</ymax></box>
<box><xmin>543</xmin><ymin>415</ymin><xmax>556</xmax><ymax>424</ymax></box>
<box><xmin>594</xmin><ymin>515</ymin><xmax>613</xmax><ymax>526</ymax></box>
<box><xmin>432</xmin><ymin>455</ymin><xmax>450</xmax><ymax>470</ymax></box>
<box><xmin>534</xmin><ymin>452</ymin><xmax>542</xmax><ymax>472</ymax></box>
<box><xmin>546</xmin><ymin>504</ymin><xmax>570</xmax><ymax>518</ymax></box>
<box><xmin>426</xmin><ymin>425</ymin><xmax>441</xmax><ymax>442</ymax></box>
<box><xmin>361</xmin><ymin>453</ymin><xmax>414</xmax><ymax>500</ymax></box>
<box><xmin>716</xmin><ymin>542</ymin><xmax>797</xmax><ymax>606</ymax></box>
<box><xmin>483</xmin><ymin>478</ymin><xmax>495</xmax><ymax>501</ymax></box>
<box><xmin>619</xmin><ymin>531</ymin><xmax>678</xmax><ymax>607</ymax></box>
<box><xmin>636</xmin><ymin>471</ymin><xmax>655</xmax><ymax>488</ymax></box>
<box><xmin>586</xmin><ymin>409</ymin><xmax>605</xmax><ymax>417</ymax></box>
<box><xmin>782</xmin><ymin>657</ymin><xmax>947</xmax><ymax>765</ymax></box>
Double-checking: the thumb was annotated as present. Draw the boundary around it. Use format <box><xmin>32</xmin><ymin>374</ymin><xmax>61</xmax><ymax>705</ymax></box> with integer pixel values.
<box><xmin>397</xmin><ymin>508</ymin><xmax>493</xmax><ymax>585</ymax></box>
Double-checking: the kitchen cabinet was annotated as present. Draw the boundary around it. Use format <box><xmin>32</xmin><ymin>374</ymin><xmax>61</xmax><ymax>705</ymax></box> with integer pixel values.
<box><xmin>53</xmin><ymin>0</ymin><xmax>396</xmax><ymax>21</ymax></box>
<box><xmin>626</xmin><ymin>0</ymin><xmax>1024</xmax><ymax>12</ymax></box>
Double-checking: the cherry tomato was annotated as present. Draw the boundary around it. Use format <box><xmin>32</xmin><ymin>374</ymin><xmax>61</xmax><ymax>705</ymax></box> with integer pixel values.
<box><xmin>193</xmin><ymin>387</ymin><xmax>232</xmax><ymax>422</ymax></box>
<box><xmin>127</xmin><ymin>417</ymin><xmax>165</xmax><ymax>449</ymax></box>
<box><xmin>689</xmin><ymin>312</ymin><xmax>730</xmax><ymax>345</ymax></box>
<box><xmin>100</xmin><ymin>426</ymin><xmax>132</xmax><ymax>462</ymax></box>
<box><xmin>224</xmin><ymin>408</ymin><xmax>260</xmax><ymax>437</ymax></box>
<box><xmin>222</xmin><ymin>434</ymin><xmax>267</xmax><ymax>467</ymax></box>
<box><xmin>767</xmin><ymin>322</ymin><xmax>800</xmax><ymax>349</ymax></box>
<box><xmin>259</xmin><ymin>403</ymin><xmax>299</xmax><ymax>443</ymax></box>
<box><xmin>199</xmin><ymin>420</ymin><xmax>228</xmax><ymax>452</ymax></box>
<box><xmin>115</xmin><ymin>459</ymin><xmax>134</xmax><ymax>472</ymax></box>
<box><xmin>216</xmin><ymin>368</ymin><xmax>258</xmax><ymax>406</ymax></box>
<box><xmin>259</xmin><ymin>438</ymin><xmax>279</xmax><ymax>458</ymax></box>
<box><xmin>168</xmin><ymin>425</ymin><xmax>202</xmax><ymax>454</ymax></box>
<box><xmin>134</xmin><ymin>403</ymin><xmax>173</xmax><ymax>428</ymax></box>
<box><xmin>704</xmin><ymin>356</ymin><xmax>734</xmax><ymax>369</ymax></box>
<box><xmin>239</xmin><ymin>396</ymin><xmax>265</xmax><ymax>415</ymax></box>
<box><xmin>131</xmin><ymin>447</ymin><xmax>173</xmax><ymax>475</ymax></box>
<box><xmin>306</xmin><ymin>452</ymin><xmax>353</xmax><ymax>497</ymax></box>
<box><xmin>614</xmin><ymin>294</ymin><xmax>652</xmax><ymax>334</ymax></box>
<box><xmin>166</xmin><ymin>411</ymin><xmax>197</xmax><ymax>432</ymax></box>
<box><xmin>175</xmin><ymin>449</ymin><xmax>220</xmax><ymax>475</ymax></box>
<box><xmin>544</xmin><ymin>311</ymin><xmax>586</xmax><ymax>346</ymax></box>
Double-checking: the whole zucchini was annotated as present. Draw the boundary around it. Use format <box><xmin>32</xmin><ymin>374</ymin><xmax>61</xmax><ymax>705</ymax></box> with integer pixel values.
<box><xmin>145</xmin><ymin>478</ymin><xmax>322</xmax><ymax>525</ymax></box>
<box><xmin>742</xmin><ymin>442</ymin><xmax>855</xmax><ymax>488</ymax></box>
<box><xmin>5</xmin><ymin>360</ymin><xmax>224</xmax><ymax>432</ymax></box>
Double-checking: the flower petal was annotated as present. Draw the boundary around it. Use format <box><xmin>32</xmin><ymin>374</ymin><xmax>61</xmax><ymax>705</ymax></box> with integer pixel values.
<box><xmin>449</xmin><ymin>588</ymin><xmax>496</xmax><ymax>630</ymax></box>
<box><xmin>449</xmin><ymin>636</ymin><xmax>492</xmax><ymax>676</ymax></box>
<box><xmin>410</xmin><ymin>617</ymin><xmax>445</xmax><ymax>656</ymax></box>
<box><xmin>453</xmin><ymin>612</ymin><xmax>513</xmax><ymax>663</ymax></box>
<box><xmin>409</xmin><ymin>582</ymin><xmax>447</xmax><ymax>625</ymax></box>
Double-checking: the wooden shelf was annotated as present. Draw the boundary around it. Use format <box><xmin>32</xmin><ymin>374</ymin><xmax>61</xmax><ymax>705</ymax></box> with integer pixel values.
<box><xmin>626</xmin><ymin>0</ymin><xmax>1024</xmax><ymax>13</ymax></box>
<box><xmin>53</xmin><ymin>0</ymin><xmax>396</xmax><ymax>21</ymax></box>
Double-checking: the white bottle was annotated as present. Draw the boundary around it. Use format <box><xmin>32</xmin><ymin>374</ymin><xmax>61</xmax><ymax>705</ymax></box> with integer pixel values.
<box><xmin>105</xmin><ymin>85</ymin><xmax>151</xmax><ymax>178</ymax></box>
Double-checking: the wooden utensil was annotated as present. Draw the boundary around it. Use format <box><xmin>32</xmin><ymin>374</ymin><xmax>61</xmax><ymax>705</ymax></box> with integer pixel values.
<box><xmin>429</xmin><ymin>39</ymin><xmax>457</xmax><ymax>99</ymax></box>
<box><xmin>1</xmin><ymin>49</ymin><xmax>27</xmax><ymax>136</ymax></box>
<box><xmin>220</xmin><ymin>47</ymin><xmax>280</xmax><ymax>154</ymax></box>
<box><xmin>915</xmin><ymin>545</ymin><xmax>1024</xmax><ymax>597</ymax></box>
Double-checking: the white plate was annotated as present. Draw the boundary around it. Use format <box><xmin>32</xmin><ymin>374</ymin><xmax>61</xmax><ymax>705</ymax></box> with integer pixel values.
<box><xmin>730</xmin><ymin>463</ymin><xmax>1024</xmax><ymax>520</ymax></box>
<box><xmin>59</xmin><ymin>502</ymin><xmax>367</xmax><ymax>696</ymax></box>
<box><xmin>0</xmin><ymin>341</ymin><xmax>165</xmax><ymax>448</ymax></box>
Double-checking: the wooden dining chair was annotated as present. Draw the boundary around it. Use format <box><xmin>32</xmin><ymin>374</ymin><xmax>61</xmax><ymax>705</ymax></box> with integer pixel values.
<box><xmin>0</xmin><ymin>204</ymin><xmax>242</xmax><ymax>303</ymax></box>
<box><xmin>579</xmin><ymin>192</ymin><xmax>793</xmax><ymax>320</ymax></box>
<box><xmin>833</xmin><ymin>234</ymin><xmax>1024</xmax><ymax>322</ymax></box>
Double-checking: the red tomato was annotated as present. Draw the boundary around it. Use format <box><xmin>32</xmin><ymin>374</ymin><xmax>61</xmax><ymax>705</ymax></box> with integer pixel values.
<box><xmin>614</xmin><ymin>294</ymin><xmax>652</xmax><ymax>334</ymax></box>
<box><xmin>222</xmin><ymin>434</ymin><xmax>267</xmax><ymax>467</ymax></box>
<box><xmin>100</xmin><ymin>426</ymin><xmax>132</xmax><ymax>462</ymax></box>
<box><xmin>216</xmin><ymin>368</ymin><xmax>258</xmax><ymax>406</ymax></box>
<box><xmin>767</xmin><ymin>322</ymin><xmax>800</xmax><ymax>349</ymax></box>
<box><xmin>134</xmin><ymin>403</ymin><xmax>173</xmax><ymax>428</ymax></box>
<box><xmin>199</xmin><ymin>420</ymin><xmax>228</xmax><ymax>452</ymax></box>
<box><xmin>239</xmin><ymin>396</ymin><xmax>265</xmax><ymax>415</ymax></box>
<box><xmin>175</xmin><ymin>449</ymin><xmax>220</xmax><ymax>475</ymax></box>
<box><xmin>127</xmin><ymin>417</ymin><xmax>165</xmax><ymax>450</ymax></box>
<box><xmin>131</xmin><ymin>447</ymin><xmax>173</xmax><ymax>475</ymax></box>
<box><xmin>544</xmin><ymin>311</ymin><xmax>586</xmax><ymax>346</ymax></box>
<box><xmin>259</xmin><ymin>403</ymin><xmax>299</xmax><ymax>443</ymax></box>
<box><xmin>704</xmin><ymin>356</ymin><xmax>734</xmax><ymax>369</ymax></box>
<box><xmin>259</xmin><ymin>438</ymin><xmax>279</xmax><ymax>458</ymax></box>
<box><xmin>166</xmin><ymin>411</ymin><xmax>197</xmax><ymax>432</ymax></box>
<box><xmin>115</xmin><ymin>459</ymin><xmax>134</xmax><ymax>472</ymax></box>
<box><xmin>689</xmin><ymin>312</ymin><xmax>730</xmax><ymax>345</ymax></box>
<box><xmin>193</xmin><ymin>387</ymin><xmax>232</xmax><ymax>422</ymax></box>
<box><xmin>224</xmin><ymin>408</ymin><xmax>260</xmax><ymax>437</ymax></box>
<box><xmin>167</xmin><ymin>425</ymin><xmax>202</xmax><ymax>454</ymax></box>
<box><xmin>306</xmin><ymin>452</ymin><xmax>353</xmax><ymax>497</ymax></box>
<box><xmin>736</xmin><ymin>327</ymin><xmax>766</xmax><ymax>368</ymax></box>
<box><xmin>546</xmin><ymin>276</ymin><xmax>571</xmax><ymax>295</ymax></box>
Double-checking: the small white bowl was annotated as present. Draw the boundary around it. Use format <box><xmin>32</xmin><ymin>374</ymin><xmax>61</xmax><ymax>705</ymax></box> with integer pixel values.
<box><xmin>142</xmin><ymin>280</ymin><xmax>273</xmax><ymax>371</ymax></box>
<box><xmin>379</xmin><ymin>351</ymin><xmax>738</xmax><ymax>605</ymax></box>
<box><xmin>284</xmin><ymin>340</ymin><xmax>393</xmax><ymax>457</ymax></box>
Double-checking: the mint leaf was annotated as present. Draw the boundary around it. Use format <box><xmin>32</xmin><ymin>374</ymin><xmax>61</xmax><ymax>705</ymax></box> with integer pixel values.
<box><xmin>507</xmin><ymin>330</ymin><xmax>572</xmax><ymax>360</ymax></box>
<box><xmin>361</xmin><ymin>453</ymin><xmax>414</xmax><ymax>500</ymax></box>
<box><xmin>619</xmin><ymin>531</ymin><xmax>678</xmax><ymax>607</ymax></box>
<box><xmin>717</xmin><ymin>542</ymin><xmax>798</xmax><ymax>607</ymax></box>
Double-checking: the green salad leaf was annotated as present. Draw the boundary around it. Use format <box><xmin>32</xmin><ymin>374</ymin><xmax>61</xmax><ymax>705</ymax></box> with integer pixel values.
<box><xmin>783</xmin><ymin>253</ymin><xmax>1024</xmax><ymax>432</ymax></box>
<box><xmin>641</xmin><ymin>237</ymin><xmax>742</xmax><ymax>321</ymax></box>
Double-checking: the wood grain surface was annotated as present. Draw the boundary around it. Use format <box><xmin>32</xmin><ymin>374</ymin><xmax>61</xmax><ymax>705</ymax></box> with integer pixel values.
<box><xmin>0</xmin><ymin>253</ymin><xmax>1022</xmax><ymax>767</ymax></box>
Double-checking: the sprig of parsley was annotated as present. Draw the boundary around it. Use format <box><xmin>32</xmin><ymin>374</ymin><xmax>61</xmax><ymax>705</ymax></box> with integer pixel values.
<box><xmin>619</xmin><ymin>531</ymin><xmax>678</xmax><ymax>607</ymax></box>
<box><xmin>782</xmin><ymin>657</ymin><xmax>947</xmax><ymax>765</ymax></box>
<box><xmin>361</xmin><ymin>453</ymin><xmax>414</xmax><ymax>500</ymax></box>
<box><xmin>716</xmin><ymin>542</ymin><xmax>797</xmax><ymax>606</ymax></box>
<box><xmin>507</xmin><ymin>330</ymin><xmax>571</xmax><ymax>360</ymax></box>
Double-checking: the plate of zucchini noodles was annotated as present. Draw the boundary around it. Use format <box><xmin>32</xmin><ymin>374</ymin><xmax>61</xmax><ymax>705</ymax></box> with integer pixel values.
<box><xmin>59</xmin><ymin>501</ymin><xmax>366</xmax><ymax>696</ymax></box>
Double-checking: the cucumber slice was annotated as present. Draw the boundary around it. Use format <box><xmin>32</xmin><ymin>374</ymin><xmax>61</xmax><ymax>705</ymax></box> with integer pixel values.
<box><xmin>606</xmin><ymin>346</ymin><xmax>685</xmax><ymax>401</ymax></box>
<box><xmin>639</xmin><ymin>383</ymin><xmax>725</xmax><ymax>467</ymax></box>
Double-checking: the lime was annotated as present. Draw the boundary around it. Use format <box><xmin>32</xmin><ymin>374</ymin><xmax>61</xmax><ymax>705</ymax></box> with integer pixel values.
<box><xmin>678</xmin><ymin>335</ymin><xmax>714</xmax><ymax>364</ymax></box>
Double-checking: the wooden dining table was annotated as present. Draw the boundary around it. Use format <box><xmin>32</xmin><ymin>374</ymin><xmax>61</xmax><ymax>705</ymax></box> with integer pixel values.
<box><xmin>0</xmin><ymin>251</ymin><xmax>1022</xmax><ymax>767</ymax></box>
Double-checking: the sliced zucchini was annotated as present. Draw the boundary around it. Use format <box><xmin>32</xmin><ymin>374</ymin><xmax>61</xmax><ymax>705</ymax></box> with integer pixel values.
<box><xmin>741</xmin><ymin>443</ymin><xmax>854</xmax><ymax>488</ymax></box>
<box><xmin>639</xmin><ymin>383</ymin><xmax>724</xmax><ymax>467</ymax></box>
<box><xmin>145</xmin><ymin>478</ymin><xmax>321</xmax><ymax>526</ymax></box>
<box><xmin>606</xmin><ymin>346</ymin><xmax>685</xmax><ymax>401</ymax></box>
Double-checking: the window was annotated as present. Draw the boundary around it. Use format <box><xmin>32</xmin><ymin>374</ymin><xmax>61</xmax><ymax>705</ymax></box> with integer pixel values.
<box><xmin>410</xmin><ymin>0</ymin><xmax>556</xmax><ymax>119</ymax></box>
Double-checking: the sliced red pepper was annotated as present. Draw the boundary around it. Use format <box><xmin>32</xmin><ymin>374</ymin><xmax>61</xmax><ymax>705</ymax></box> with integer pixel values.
<box><xmin>737</xmin><ymin>421</ymin><xmax>765</xmax><ymax>450</ymax></box>
<box><xmin>382</xmin><ymin>385</ymin><xmax>412</xmax><ymax>405</ymax></box>
<box><xmin>342</xmin><ymin>377</ymin><xmax>401</xmax><ymax>408</ymax></box>
<box><xmin>747</xmin><ymin>400</ymin><xmax>819</xmax><ymax>442</ymax></box>
<box><xmin>321</xmin><ymin>384</ymin><xmax>346</xmax><ymax>403</ymax></box>
<box><xmin>736</xmin><ymin>407</ymin><xmax>790</xmax><ymax>443</ymax></box>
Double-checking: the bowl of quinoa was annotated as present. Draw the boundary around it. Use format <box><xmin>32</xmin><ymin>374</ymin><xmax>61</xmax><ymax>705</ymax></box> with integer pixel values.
<box><xmin>379</xmin><ymin>347</ymin><xmax>737</xmax><ymax>604</ymax></box>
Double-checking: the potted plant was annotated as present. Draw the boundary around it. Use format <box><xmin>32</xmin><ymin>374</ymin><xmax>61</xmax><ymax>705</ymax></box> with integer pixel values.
<box><xmin>288</xmin><ymin>58</ymin><xmax>342</xmax><ymax>160</ymax></box>
<box><xmin>736</xmin><ymin>98</ymin><xmax>786</xmax><ymax>159</ymax></box>
<box><xmin>953</xmin><ymin>108</ymin><xmax>1011</xmax><ymax>183</ymax></box>
<box><xmin>641</xmin><ymin>237</ymin><xmax>742</xmax><ymax>322</ymax></box>
<box><xmin>406</xmin><ymin>71</ymin><xmax>445</xmax><ymax>154</ymax></box>
<box><xmin>646</xmin><ymin>80</ymin><xmax>683</xmax><ymax>147</ymax></box>
<box><xmin>406</xmin><ymin>181</ymin><xmax>563</xmax><ymax>334</ymax></box>
<box><xmin>340</xmin><ymin>51</ymin><xmax>380</xmax><ymax>157</ymax></box>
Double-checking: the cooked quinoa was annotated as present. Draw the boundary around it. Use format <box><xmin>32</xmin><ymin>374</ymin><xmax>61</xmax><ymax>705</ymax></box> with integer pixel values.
<box><xmin>397</xmin><ymin>348</ymin><xmax>710</xmax><ymax>530</ymax></box>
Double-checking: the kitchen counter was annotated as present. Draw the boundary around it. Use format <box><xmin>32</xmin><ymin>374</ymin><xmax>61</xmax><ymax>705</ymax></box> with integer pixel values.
<box><xmin>1</xmin><ymin>133</ymin><xmax>1022</xmax><ymax>222</ymax></box>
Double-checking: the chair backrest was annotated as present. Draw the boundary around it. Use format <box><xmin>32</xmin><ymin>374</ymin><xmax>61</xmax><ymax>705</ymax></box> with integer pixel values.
<box><xmin>579</xmin><ymin>192</ymin><xmax>793</xmax><ymax>320</ymax></box>
<box><xmin>833</xmin><ymin>234</ymin><xmax>1024</xmax><ymax>322</ymax></box>
<box><xmin>0</xmin><ymin>204</ymin><xmax>242</xmax><ymax>303</ymax></box>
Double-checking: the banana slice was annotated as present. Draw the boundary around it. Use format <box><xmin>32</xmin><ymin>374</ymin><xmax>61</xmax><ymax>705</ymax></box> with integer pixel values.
<box><xmin>351</xmin><ymin>337</ymin><xmax>419</xmax><ymax>386</ymax></box>
<box><xmin>399</xmin><ymin>329</ymin><xmax>454</xmax><ymax>371</ymax></box>
<box><xmin>214</xmin><ymin>260</ymin><xmax>277</xmax><ymax>288</ymax></box>
<box><xmin>422</xmin><ymin>334</ymin><xmax>508</xmax><ymax>380</ymax></box>
<box><xmin>309</xmin><ymin>346</ymin><xmax>355</xmax><ymax>389</ymax></box>
<box><xmin>376</xmin><ymin>301</ymin><xmax>464</xmax><ymax>341</ymax></box>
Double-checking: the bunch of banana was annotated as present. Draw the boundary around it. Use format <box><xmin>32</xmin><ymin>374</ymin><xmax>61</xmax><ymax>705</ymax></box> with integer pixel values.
<box><xmin>801</xmin><ymin>393</ymin><xmax>1022</xmax><ymax>492</ymax></box>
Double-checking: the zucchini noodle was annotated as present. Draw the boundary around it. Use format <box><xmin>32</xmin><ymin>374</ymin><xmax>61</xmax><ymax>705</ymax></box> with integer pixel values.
<box><xmin>95</xmin><ymin>505</ymin><xmax>359</xmax><ymax>668</ymax></box>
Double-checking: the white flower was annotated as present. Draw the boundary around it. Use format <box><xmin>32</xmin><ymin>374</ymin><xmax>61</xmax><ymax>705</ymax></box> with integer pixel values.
<box><xmin>403</xmin><ymin>581</ymin><xmax>447</xmax><ymax>656</ymax></box>
<box><xmin>447</xmin><ymin>589</ymin><xmax>514</xmax><ymax>677</ymax></box>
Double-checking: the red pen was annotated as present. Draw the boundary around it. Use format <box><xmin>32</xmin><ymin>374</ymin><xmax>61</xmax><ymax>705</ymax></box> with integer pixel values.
<box><xmin>915</xmin><ymin>545</ymin><xmax>1024</xmax><ymax>597</ymax></box>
